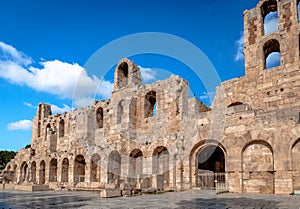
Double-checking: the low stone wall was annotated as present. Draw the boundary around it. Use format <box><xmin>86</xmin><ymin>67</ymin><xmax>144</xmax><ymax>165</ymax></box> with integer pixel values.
<box><xmin>1</xmin><ymin>183</ymin><xmax>49</xmax><ymax>192</ymax></box>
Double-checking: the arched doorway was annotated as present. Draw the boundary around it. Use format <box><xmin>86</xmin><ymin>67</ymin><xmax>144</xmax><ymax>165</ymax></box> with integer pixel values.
<box><xmin>196</xmin><ymin>145</ymin><xmax>225</xmax><ymax>189</ymax></box>
<box><xmin>153</xmin><ymin>146</ymin><xmax>169</xmax><ymax>191</ymax></box>
<box><xmin>129</xmin><ymin>149</ymin><xmax>143</xmax><ymax>177</ymax></box>
<box><xmin>61</xmin><ymin>158</ymin><xmax>69</xmax><ymax>182</ymax></box>
<box><xmin>49</xmin><ymin>158</ymin><xmax>57</xmax><ymax>182</ymax></box>
<box><xmin>39</xmin><ymin>160</ymin><xmax>46</xmax><ymax>185</ymax></box>
<box><xmin>107</xmin><ymin>150</ymin><xmax>121</xmax><ymax>184</ymax></box>
<box><xmin>90</xmin><ymin>154</ymin><xmax>101</xmax><ymax>182</ymax></box>
<box><xmin>20</xmin><ymin>162</ymin><xmax>28</xmax><ymax>183</ymax></box>
<box><xmin>74</xmin><ymin>155</ymin><xmax>86</xmax><ymax>184</ymax></box>
<box><xmin>31</xmin><ymin>161</ymin><xmax>36</xmax><ymax>183</ymax></box>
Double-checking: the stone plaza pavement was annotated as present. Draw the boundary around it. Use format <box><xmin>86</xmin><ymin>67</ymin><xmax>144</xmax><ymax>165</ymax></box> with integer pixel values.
<box><xmin>0</xmin><ymin>189</ymin><xmax>300</xmax><ymax>209</ymax></box>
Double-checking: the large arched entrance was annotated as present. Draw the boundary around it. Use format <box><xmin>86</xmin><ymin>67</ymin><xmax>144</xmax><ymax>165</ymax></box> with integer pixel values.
<box><xmin>74</xmin><ymin>155</ymin><xmax>86</xmax><ymax>184</ymax></box>
<box><xmin>152</xmin><ymin>146</ymin><xmax>169</xmax><ymax>191</ymax></box>
<box><xmin>90</xmin><ymin>154</ymin><xmax>101</xmax><ymax>182</ymax></box>
<box><xmin>20</xmin><ymin>162</ymin><xmax>28</xmax><ymax>183</ymax></box>
<box><xmin>196</xmin><ymin>145</ymin><xmax>225</xmax><ymax>189</ymax></box>
<box><xmin>39</xmin><ymin>160</ymin><xmax>46</xmax><ymax>185</ymax></box>
<box><xmin>61</xmin><ymin>158</ymin><xmax>69</xmax><ymax>182</ymax></box>
<box><xmin>107</xmin><ymin>150</ymin><xmax>121</xmax><ymax>184</ymax></box>
<box><xmin>31</xmin><ymin>161</ymin><xmax>36</xmax><ymax>183</ymax></box>
<box><xmin>49</xmin><ymin>158</ymin><xmax>57</xmax><ymax>182</ymax></box>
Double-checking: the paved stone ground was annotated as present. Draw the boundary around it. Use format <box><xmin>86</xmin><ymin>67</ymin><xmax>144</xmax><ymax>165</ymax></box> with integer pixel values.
<box><xmin>0</xmin><ymin>189</ymin><xmax>300</xmax><ymax>209</ymax></box>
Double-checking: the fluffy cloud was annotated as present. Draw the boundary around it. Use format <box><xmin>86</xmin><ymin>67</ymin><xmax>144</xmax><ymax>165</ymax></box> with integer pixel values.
<box><xmin>7</xmin><ymin>120</ymin><xmax>32</xmax><ymax>131</ymax></box>
<box><xmin>0</xmin><ymin>41</ymin><xmax>113</xmax><ymax>108</ymax></box>
<box><xmin>139</xmin><ymin>66</ymin><xmax>157</xmax><ymax>82</ymax></box>
<box><xmin>234</xmin><ymin>33</ymin><xmax>244</xmax><ymax>61</ymax></box>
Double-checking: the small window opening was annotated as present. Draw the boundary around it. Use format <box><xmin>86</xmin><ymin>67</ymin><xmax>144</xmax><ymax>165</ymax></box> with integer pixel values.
<box><xmin>96</xmin><ymin>107</ymin><xmax>104</xmax><ymax>128</ymax></box>
<box><xmin>261</xmin><ymin>0</ymin><xmax>278</xmax><ymax>35</ymax></box>
<box><xmin>263</xmin><ymin>39</ymin><xmax>281</xmax><ymax>69</ymax></box>
<box><xmin>144</xmin><ymin>91</ymin><xmax>157</xmax><ymax>118</ymax></box>
<box><xmin>117</xmin><ymin>62</ymin><xmax>128</xmax><ymax>88</ymax></box>
<box><xmin>59</xmin><ymin>119</ymin><xmax>65</xmax><ymax>137</ymax></box>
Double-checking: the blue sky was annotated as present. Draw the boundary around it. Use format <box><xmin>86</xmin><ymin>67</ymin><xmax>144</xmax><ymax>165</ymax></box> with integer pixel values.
<box><xmin>0</xmin><ymin>0</ymin><xmax>264</xmax><ymax>151</ymax></box>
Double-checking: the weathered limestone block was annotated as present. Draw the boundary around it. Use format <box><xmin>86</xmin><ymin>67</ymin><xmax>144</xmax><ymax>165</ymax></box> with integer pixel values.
<box><xmin>100</xmin><ymin>189</ymin><xmax>121</xmax><ymax>198</ymax></box>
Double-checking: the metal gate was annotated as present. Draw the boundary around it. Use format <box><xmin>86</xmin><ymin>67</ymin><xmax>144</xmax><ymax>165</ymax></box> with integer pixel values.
<box><xmin>197</xmin><ymin>170</ymin><xmax>226</xmax><ymax>191</ymax></box>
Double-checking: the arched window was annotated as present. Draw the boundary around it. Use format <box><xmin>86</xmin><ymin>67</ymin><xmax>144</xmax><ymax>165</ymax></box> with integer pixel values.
<box><xmin>261</xmin><ymin>0</ymin><xmax>278</xmax><ymax>35</ymax></box>
<box><xmin>96</xmin><ymin>107</ymin><xmax>103</xmax><ymax>129</ymax></box>
<box><xmin>263</xmin><ymin>39</ymin><xmax>281</xmax><ymax>69</ymax></box>
<box><xmin>59</xmin><ymin>119</ymin><xmax>64</xmax><ymax>137</ymax></box>
<box><xmin>45</xmin><ymin>123</ymin><xmax>51</xmax><ymax>140</ymax></box>
<box><xmin>144</xmin><ymin>91</ymin><xmax>157</xmax><ymax>118</ymax></box>
<box><xmin>117</xmin><ymin>62</ymin><xmax>128</xmax><ymax>88</ymax></box>
<box><xmin>37</xmin><ymin>122</ymin><xmax>41</xmax><ymax>137</ymax></box>
<box><xmin>228</xmin><ymin>102</ymin><xmax>243</xmax><ymax>108</ymax></box>
<box><xmin>49</xmin><ymin>158</ymin><xmax>57</xmax><ymax>182</ymax></box>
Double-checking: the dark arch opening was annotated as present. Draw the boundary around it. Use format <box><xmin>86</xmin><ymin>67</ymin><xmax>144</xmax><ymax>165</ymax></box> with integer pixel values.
<box><xmin>59</xmin><ymin>119</ymin><xmax>65</xmax><ymax>137</ymax></box>
<box><xmin>117</xmin><ymin>62</ymin><xmax>129</xmax><ymax>88</ymax></box>
<box><xmin>39</xmin><ymin>160</ymin><xmax>46</xmax><ymax>185</ymax></box>
<box><xmin>74</xmin><ymin>155</ymin><xmax>86</xmax><ymax>184</ymax></box>
<box><xmin>196</xmin><ymin>145</ymin><xmax>225</xmax><ymax>189</ymax></box>
<box><xmin>198</xmin><ymin>145</ymin><xmax>225</xmax><ymax>172</ymax></box>
<box><xmin>261</xmin><ymin>0</ymin><xmax>278</xmax><ymax>35</ymax></box>
<box><xmin>49</xmin><ymin>158</ymin><xmax>57</xmax><ymax>182</ymax></box>
<box><xmin>96</xmin><ymin>107</ymin><xmax>104</xmax><ymax>129</ymax></box>
<box><xmin>90</xmin><ymin>154</ymin><xmax>101</xmax><ymax>182</ymax></box>
<box><xmin>263</xmin><ymin>39</ymin><xmax>280</xmax><ymax>69</ymax></box>
<box><xmin>228</xmin><ymin>102</ymin><xmax>243</xmax><ymax>107</ymax></box>
<box><xmin>145</xmin><ymin>91</ymin><xmax>157</xmax><ymax>118</ymax></box>
<box><xmin>61</xmin><ymin>158</ymin><xmax>69</xmax><ymax>183</ymax></box>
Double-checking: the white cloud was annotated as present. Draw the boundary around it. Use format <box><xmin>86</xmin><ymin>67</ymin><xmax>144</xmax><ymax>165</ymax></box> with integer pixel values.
<box><xmin>139</xmin><ymin>66</ymin><xmax>157</xmax><ymax>82</ymax></box>
<box><xmin>0</xmin><ymin>41</ymin><xmax>32</xmax><ymax>66</ymax></box>
<box><xmin>0</xmin><ymin>41</ymin><xmax>114</xmax><ymax>108</ymax></box>
<box><xmin>23</xmin><ymin>102</ymin><xmax>36</xmax><ymax>108</ymax></box>
<box><xmin>235</xmin><ymin>32</ymin><xmax>244</xmax><ymax>61</ymax></box>
<box><xmin>7</xmin><ymin>120</ymin><xmax>32</xmax><ymax>131</ymax></box>
<box><xmin>51</xmin><ymin>104</ymin><xmax>72</xmax><ymax>114</ymax></box>
<box><xmin>264</xmin><ymin>12</ymin><xmax>278</xmax><ymax>35</ymax></box>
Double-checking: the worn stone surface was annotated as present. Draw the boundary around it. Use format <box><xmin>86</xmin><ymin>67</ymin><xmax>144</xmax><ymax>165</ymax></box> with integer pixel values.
<box><xmin>2</xmin><ymin>0</ymin><xmax>300</xmax><ymax>196</ymax></box>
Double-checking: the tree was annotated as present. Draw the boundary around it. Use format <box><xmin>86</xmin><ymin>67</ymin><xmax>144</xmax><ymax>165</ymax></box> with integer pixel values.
<box><xmin>0</xmin><ymin>151</ymin><xmax>16</xmax><ymax>170</ymax></box>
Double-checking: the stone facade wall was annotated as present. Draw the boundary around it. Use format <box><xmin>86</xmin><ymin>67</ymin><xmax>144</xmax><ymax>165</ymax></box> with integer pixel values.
<box><xmin>3</xmin><ymin>0</ymin><xmax>300</xmax><ymax>195</ymax></box>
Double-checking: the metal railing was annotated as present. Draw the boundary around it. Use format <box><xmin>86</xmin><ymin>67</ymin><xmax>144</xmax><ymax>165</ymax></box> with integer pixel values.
<box><xmin>197</xmin><ymin>171</ymin><xmax>227</xmax><ymax>193</ymax></box>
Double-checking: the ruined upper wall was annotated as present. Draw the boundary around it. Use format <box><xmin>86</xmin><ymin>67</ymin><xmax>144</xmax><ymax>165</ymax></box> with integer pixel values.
<box><xmin>244</xmin><ymin>0</ymin><xmax>300</xmax><ymax>76</ymax></box>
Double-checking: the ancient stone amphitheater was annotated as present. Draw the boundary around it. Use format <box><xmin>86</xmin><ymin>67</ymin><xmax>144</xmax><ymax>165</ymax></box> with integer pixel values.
<box><xmin>2</xmin><ymin>0</ymin><xmax>300</xmax><ymax>196</ymax></box>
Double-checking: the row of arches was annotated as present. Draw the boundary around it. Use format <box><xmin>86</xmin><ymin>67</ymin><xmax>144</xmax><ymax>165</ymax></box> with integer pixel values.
<box><xmin>37</xmin><ymin>119</ymin><xmax>65</xmax><ymax>139</ymax></box>
<box><xmin>15</xmin><ymin>146</ymin><xmax>170</xmax><ymax>189</ymax></box>
<box><xmin>95</xmin><ymin>90</ymin><xmax>157</xmax><ymax>128</ymax></box>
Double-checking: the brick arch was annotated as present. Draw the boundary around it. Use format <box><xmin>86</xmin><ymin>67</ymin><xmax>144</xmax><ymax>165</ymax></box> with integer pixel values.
<box><xmin>242</xmin><ymin>140</ymin><xmax>274</xmax><ymax>194</ymax></box>
<box><xmin>189</xmin><ymin>140</ymin><xmax>227</xmax><ymax>188</ymax></box>
<box><xmin>260</xmin><ymin>36</ymin><xmax>281</xmax><ymax>70</ymax></box>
